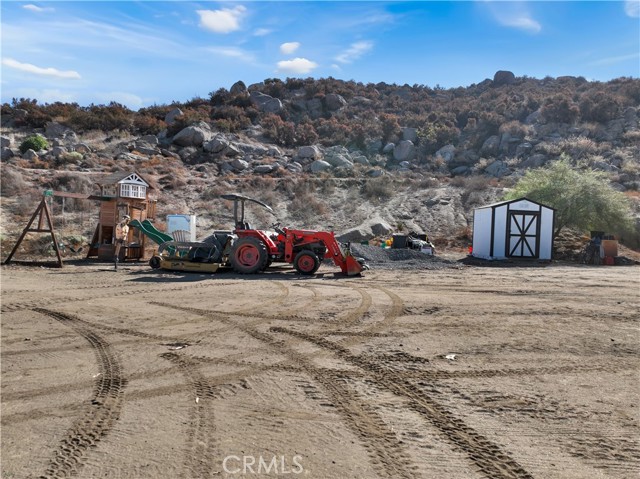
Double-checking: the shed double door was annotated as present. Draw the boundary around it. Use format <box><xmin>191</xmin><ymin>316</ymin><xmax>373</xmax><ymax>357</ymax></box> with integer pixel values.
<box><xmin>506</xmin><ymin>210</ymin><xmax>540</xmax><ymax>258</ymax></box>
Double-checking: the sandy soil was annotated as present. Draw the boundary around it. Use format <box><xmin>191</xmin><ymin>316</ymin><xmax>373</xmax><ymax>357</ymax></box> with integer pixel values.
<box><xmin>1</xmin><ymin>260</ymin><xmax>639</xmax><ymax>479</ymax></box>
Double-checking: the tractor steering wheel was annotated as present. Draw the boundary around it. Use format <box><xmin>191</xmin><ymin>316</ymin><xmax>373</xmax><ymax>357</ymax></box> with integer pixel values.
<box><xmin>270</xmin><ymin>222</ymin><xmax>285</xmax><ymax>235</ymax></box>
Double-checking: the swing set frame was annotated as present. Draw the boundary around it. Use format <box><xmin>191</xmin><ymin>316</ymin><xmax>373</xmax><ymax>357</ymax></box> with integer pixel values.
<box><xmin>4</xmin><ymin>190</ymin><xmax>104</xmax><ymax>267</ymax></box>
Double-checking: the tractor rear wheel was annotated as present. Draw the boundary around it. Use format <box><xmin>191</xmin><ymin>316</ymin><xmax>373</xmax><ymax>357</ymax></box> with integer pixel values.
<box><xmin>149</xmin><ymin>256</ymin><xmax>161</xmax><ymax>269</ymax></box>
<box><xmin>230</xmin><ymin>237</ymin><xmax>268</xmax><ymax>274</ymax></box>
<box><xmin>294</xmin><ymin>250</ymin><xmax>320</xmax><ymax>275</ymax></box>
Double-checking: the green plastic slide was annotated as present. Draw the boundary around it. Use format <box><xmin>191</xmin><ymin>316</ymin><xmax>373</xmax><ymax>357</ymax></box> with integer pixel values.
<box><xmin>130</xmin><ymin>219</ymin><xmax>173</xmax><ymax>245</ymax></box>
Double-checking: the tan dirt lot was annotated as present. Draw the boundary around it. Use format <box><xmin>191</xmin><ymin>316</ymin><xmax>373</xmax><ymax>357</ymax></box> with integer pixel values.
<box><xmin>1</xmin><ymin>261</ymin><xmax>639</xmax><ymax>479</ymax></box>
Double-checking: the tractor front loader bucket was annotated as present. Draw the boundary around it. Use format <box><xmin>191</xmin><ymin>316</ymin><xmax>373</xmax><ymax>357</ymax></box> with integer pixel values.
<box><xmin>343</xmin><ymin>254</ymin><xmax>367</xmax><ymax>276</ymax></box>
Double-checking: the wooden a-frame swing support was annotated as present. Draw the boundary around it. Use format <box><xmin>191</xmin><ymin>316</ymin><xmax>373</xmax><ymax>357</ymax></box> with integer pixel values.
<box><xmin>4</xmin><ymin>191</ymin><xmax>103</xmax><ymax>268</ymax></box>
<box><xmin>4</xmin><ymin>196</ymin><xmax>64</xmax><ymax>267</ymax></box>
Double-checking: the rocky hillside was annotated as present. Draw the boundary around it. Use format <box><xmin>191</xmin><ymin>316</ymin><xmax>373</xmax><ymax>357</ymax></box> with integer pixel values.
<box><xmin>1</xmin><ymin>72</ymin><xmax>639</xmax><ymax>254</ymax></box>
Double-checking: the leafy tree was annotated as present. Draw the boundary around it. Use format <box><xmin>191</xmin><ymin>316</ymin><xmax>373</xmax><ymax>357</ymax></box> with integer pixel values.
<box><xmin>504</xmin><ymin>156</ymin><xmax>634</xmax><ymax>238</ymax></box>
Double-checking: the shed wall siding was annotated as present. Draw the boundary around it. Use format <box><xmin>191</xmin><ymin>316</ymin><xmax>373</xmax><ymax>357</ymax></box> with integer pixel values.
<box><xmin>539</xmin><ymin>207</ymin><xmax>554</xmax><ymax>260</ymax></box>
<box><xmin>472</xmin><ymin>209</ymin><xmax>492</xmax><ymax>259</ymax></box>
<box><xmin>493</xmin><ymin>205</ymin><xmax>508</xmax><ymax>259</ymax></box>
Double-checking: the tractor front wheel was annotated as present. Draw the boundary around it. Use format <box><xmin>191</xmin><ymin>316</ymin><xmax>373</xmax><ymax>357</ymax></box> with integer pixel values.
<box><xmin>294</xmin><ymin>250</ymin><xmax>320</xmax><ymax>275</ymax></box>
<box><xmin>230</xmin><ymin>237</ymin><xmax>269</xmax><ymax>274</ymax></box>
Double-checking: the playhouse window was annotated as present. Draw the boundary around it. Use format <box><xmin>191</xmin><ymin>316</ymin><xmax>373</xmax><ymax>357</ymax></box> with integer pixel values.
<box><xmin>120</xmin><ymin>184</ymin><xmax>146</xmax><ymax>199</ymax></box>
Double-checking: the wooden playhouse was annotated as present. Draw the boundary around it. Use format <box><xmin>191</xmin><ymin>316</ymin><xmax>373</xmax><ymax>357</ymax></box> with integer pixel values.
<box><xmin>87</xmin><ymin>171</ymin><xmax>157</xmax><ymax>261</ymax></box>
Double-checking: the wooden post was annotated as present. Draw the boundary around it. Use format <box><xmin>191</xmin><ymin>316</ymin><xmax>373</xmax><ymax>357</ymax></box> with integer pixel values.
<box><xmin>4</xmin><ymin>197</ymin><xmax>64</xmax><ymax>267</ymax></box>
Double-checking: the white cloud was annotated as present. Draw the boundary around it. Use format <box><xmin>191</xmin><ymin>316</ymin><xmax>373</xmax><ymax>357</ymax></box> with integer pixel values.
<box><xmin>335</xmin><ymin>41</ymin><xmax>374</xmax><ymax>64</ymax></box>
<box><xmin>205</xmin><ymin>46</ymin><xmax>255</xmax><ymax>62</ymax></box>
<box><xmin>588</xmin><ymin>52</ymin><xmax>640</xmax><ymax>67</ymax></box>
<box><xmin>197</xmin><ymin>6</ymin><xmax>246</xmax><ymax>34</ymax></box>
<box><xmin>23</xmin><ymin>4</ymin><xmax>54</xmax><ymax>13</ymax></box>
<box><xmin>2</xmin><ymin>58</ymin><xmax>80</xmax><ymax>79</ymax></box>
<box><xmin>254</xmin><ymin>28</ymin><xmax>272</xmax><ymax>37</ymax></box>
<box><xmin>331</xmin><ymin>64</ymin><xmax>342</xmax><ymax>71</ymax></box>
<box><xmin>276</xmin><ymin>58</ymin><xmax>318</xmax><ymax>74</ymax></box>
<box><xmin>625</xmin><ymin>0</ymin><xmax>640</xmax><ymax>18</ymax></box>
<box><xmin>483</xmin><ymin>1</ymin><xmax>542</xmax><ymax>34</ymax></box>
<box><xmin>280</xmin><ymin>42</ymin><xmax>300</xmax><ymax>55</ymax></box>
<box><xmin>503</xmin><ymin>16</ymin><xmax>542</xmax><ymax>33</ymax></box>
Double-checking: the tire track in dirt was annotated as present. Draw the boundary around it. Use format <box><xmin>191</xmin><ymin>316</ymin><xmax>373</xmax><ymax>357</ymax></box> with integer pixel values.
<box><xmin>1</xmin><ymin>282</ymin><xmax>215</xmax><ymax>313</ymax></box>
<box><xmin>160</xmin><ymin>352</ymin><xmax>220</xmax><ymax>479</ymax></box>
<box><xmin>33</xmin><ymin>308</ymin><xmax>126</xmax><ymax>479</ymax></box>
<box><xmin>365</xmin><ymin>352</ymin><xmax>634</xmax><ymax>379</ymax></box>
<box><xmin>152</xmin><ymin>302</ymin><xmax>417</xmax><ymax>479</ymax></box>
<box><xmin>31</xmin><ymin>310</ymin><xmax>193</xmax><ymax>344</ymax></box>
<box><xmin>272</xmin><ymin>327</ymin><xmax>533</xmax><ymax>479</ymax></box>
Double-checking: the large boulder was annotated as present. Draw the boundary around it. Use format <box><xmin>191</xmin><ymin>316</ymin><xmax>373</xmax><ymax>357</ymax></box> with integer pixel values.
<box><xmin>337</xmin><ymin>218</ymin><xmax>394</xmax><ymax>242</ymax></box>
<box><xmin>231</xmin><ymin>158</ymin><xmax>249</xmax><ymax>171</ymax></box>
<box><xmin>324</xmin><ymin>154</ymin><xmax>353</xmax><ymax>169</ymax></box>
<box><xmin>1</xmin><ymin>136</ymin><xmax>11</xmax><ymax>148</ymax></box>
<box><xmin>485</xmin><ymin>160</ymin><xmax>511</xmax><ymax>177</ymax></box>
<box><xmin>287</xmin><ymin>161</ymin><xmax>303</xmax><ymax>173</ymax></box>
<box><xmin>139</xmin><ymin>134</ymin><xmax>159</xmax><ymax>145</ymax></box>
<box><xmin>74</xmin><ymin>143</ymin><xmax>92</xmax><ymax>154</ymax></box>
<box><xmin>351</xmin><ymin>153</ymin><xmax>370</xmax><ymax>166</ymax></box>
<box><xmin>224</xmin><ymin>143</ymin><xmax>242</xmax><ymax>157</ymax></box>
<box><xmin>164</xmin><ymin>108</ymin><xmax>183</xmax><ymax>125</ymax></box>
<box><xmin>45</xmin><ymin>121</ymin><xmax>68</xmax><ymax>139</ymax></box>
<box><xmin>297</xmin><ymin>145</ymin><xmax>322</xmax><ymax>160</ymax></box>
<box><xmin>382</xmin><ymin>143</ymin><xmax>395</xmax><ymax>154</ymax></box>
<box><xmin>480</xmin><ymin>135</ymin><xmax>500</xmax><ymax>156</ymax></box>
<box><xmin>306</xmin><ymin>98</ymin><xmax>323</xmax><ymax>119</ymax></box>
<box><xmin>515</xmin><ymin>142</ymin><xmax>533</xmax><ymax>158</ymax></box>
<box><xmin>1</xmin><ymin>147</ymin><xmax>15</xmax><ymax>160</ymax></box>
<box><xmin>204</xmin><ymin>135</ymin><xmax>228</xmax><ymax>154</ymax></box>
<box><xmin>393</xmin><ymin>140</ymin><xmax>415</xmax><ymax>162</ymax></box>
<box><xmin>23</xmin><ymin>149</ymin><xmax>39</xmax><ymax>160</ymax></box>
<box><xmin>324</xmin><ymin>93</ymin><xmax>347</xmax><ymax>111</ymax></box>
<box><xmin>254</xmin><ymin>164</ymin><xmax>276</xmax><ymax>174</ymax></box>
<box><xmin>493</xmin><ymin>70</ymin><xmax>516</xmax><ymax>86</ymax></box>
<box><xmin>230</xmin><ymin>80</ymin><xmax>247</xmax><ymax>95</ymax></box>
<box><xmin>310</xmin><ymin>160</ymin><xmax>332</xmax><ymax>173</ymax></box>
<box><xmin>50</xmin><ymin>146</ymin><xmax>68</xmax><ymax>158</ymax></box>
<box><xmin>525</xmin><ymin>110</ymin><xmax>541</xmax><ymax>125</ymax></box>
<box><xmin>172</xmin><ymin>122</ymin><xmax>212</xmax><ymax>147</ymax></box>
<box><xmin>250</xmin><ymin>92</ymin><xmax>283</xmax><ymax>113</ymax></box>
<box><xmin>435</xmin><ymin>144</ymin><xmax>456</xmax><ymax>163</ymax></box>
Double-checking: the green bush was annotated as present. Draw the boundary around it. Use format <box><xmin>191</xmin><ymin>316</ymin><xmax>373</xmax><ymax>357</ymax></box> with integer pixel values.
<box><xmin>19</xmin><ymin>135</ymin><xmax>49</xmax><ymax>153</ymax></box>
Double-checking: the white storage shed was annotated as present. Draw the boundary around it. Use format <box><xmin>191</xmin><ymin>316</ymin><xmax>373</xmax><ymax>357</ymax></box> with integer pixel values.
<box><xmin>472</xmin><ymin>198</ymin><xmax>555</xmax><ymax>260</ymax></box>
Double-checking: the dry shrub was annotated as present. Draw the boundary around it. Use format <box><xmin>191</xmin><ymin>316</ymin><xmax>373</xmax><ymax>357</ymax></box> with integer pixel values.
<box><xmin>558</xmin><ymin>136</ymin><xmax>600</xmax><ymax>159</ymax></box>
<box><xmin>362</xmin><ymin>177</ymin><xmax>395</xmax><ymax>201</ymax></box>
<box><xmin>45</xmin><ymin>173</ymin><xmax>95</xmax><ymax>212</ymax></box>
<box><xmin>499</xmin><ymin>120</ymin><xmax>532</xmax><ymax>138</ymax></box>
<box><xmin>1</xmin><ymin>167</ymin><xmax>30</xmax><ymax>197</ymax></box>
<box><xmin>622</xmin><ymin>130</ymin><xmax>640</xmax><ymax>146</ymax></box>
<box><xmin>287</xmin><ymin>181</ymin><xmax>328</xmax><ymax>223</ymax></box>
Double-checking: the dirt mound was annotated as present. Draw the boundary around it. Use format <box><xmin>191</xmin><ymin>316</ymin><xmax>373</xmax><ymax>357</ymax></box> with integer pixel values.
<box><xmin>350</xmin><ymin>243</ymin><xmax>462</xmax><ymax>270</ymax></box>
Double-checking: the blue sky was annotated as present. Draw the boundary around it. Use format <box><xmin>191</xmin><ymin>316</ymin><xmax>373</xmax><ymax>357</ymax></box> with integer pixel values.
<box><xmin>2</xmin><ymin>1</ymin><xmax>639</xmax><ymax>110</ymax></box>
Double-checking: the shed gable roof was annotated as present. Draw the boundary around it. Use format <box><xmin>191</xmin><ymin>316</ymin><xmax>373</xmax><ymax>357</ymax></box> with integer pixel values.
<box><xmin>475</xmin><ymin>197</ymin><xmax>555</xmax><ymax>211</ymax></box>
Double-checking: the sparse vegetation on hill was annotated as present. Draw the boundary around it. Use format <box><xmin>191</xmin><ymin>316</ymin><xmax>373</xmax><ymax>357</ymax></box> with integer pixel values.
<box><xmin>1</xmin><ymin>72</ymin><xmax>639</xmax><ymax>254</ymax></box>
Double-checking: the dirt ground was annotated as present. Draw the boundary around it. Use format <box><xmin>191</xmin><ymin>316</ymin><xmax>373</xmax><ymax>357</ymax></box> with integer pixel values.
<box><xmin>1</xmin><ymin>260</ymin><xmax>638</xmax><ymax>479</ymax></box>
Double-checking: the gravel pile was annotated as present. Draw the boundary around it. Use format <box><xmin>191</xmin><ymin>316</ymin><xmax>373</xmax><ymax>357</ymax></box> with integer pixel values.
<box><xmin>349</xmin><ymin>244</ymin><xmax>463</xmax><ymax>271</ymax></box>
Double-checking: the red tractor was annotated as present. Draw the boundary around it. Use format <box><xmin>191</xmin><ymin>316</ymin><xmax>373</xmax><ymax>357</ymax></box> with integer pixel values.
<box><xmin>221</xmin><ymin>194</ymin><xmax>367</xmax><ymax>276</ymax></box>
